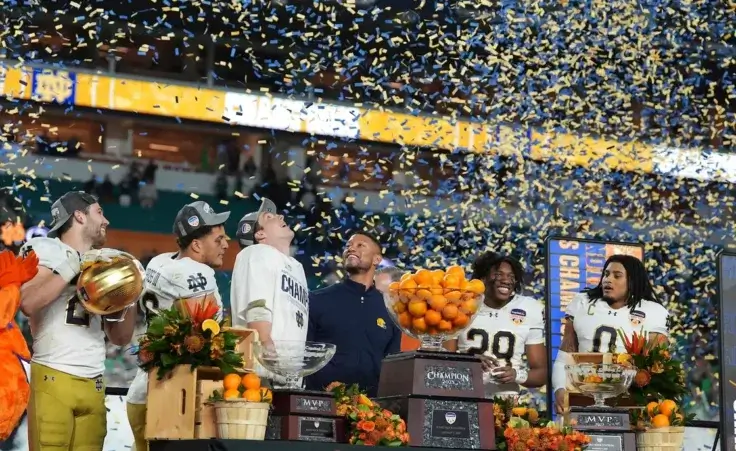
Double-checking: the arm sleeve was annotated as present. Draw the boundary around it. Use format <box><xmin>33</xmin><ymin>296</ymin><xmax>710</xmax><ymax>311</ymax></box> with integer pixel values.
<box><xmin>647</xmin><ymin>304</ymin><xmax>670</xmax><ymax>336</ymax></box>
<box><xmin>564</xmin><ymin>292</ymin><xmax>586</xmax><ymax>319</ymax></box>
<box><xmin>527</xmin><ymin>301</ymin><xmax>546</xmax><ymax>345</ymax></box>
<box><xmin>231</xmin><ymin>249</ymin><xmax>278</xmax><ymax>324</ymax></box>
<box><xmin>386</xmin><ymin>323</ymin><xmax>402</xmax><ymax>355</ymax></box>
<box><xmin>306</xmin><ymin>294</ymin><xmax>317</xmax><ymax>342</ymax></box>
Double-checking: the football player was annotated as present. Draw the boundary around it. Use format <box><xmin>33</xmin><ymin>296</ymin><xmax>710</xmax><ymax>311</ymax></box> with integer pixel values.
<box><xmin>447</xmin><ymin>253</ymin><xmax>547</xmax><ymax>397</ymax></box>
<box><xmin>19</xmin><ymin>191</ymin><xmax>141</xmax><ymax>451</ymax></box>
<box><xmin>230</xmin><ymin>198</ymin><xmax>308</xmax><ymax>385</ymax></box>
<box><xmin>552</xmin><ymin>254</ymin><xmax>669</xmax><ymax>413</ymax></box>
<box><xmin>126</xmin><ymin>201</ymin><xmax>230</xmax><ymax>451</ymax></box>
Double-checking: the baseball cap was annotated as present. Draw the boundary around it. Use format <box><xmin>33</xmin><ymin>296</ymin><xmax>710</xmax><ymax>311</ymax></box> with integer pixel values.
<box><xmin>236</xmin><ymin>198</ymin><xmax>277</xmax><ymax>246</ymax></box>
<box><xmin>173</xmin><ymin>201</ymin><xmax>231</xmax><ymax>238</ymax></box>
<box><xmin>47</xmin><ymin>191</ymin><xmax>98</xmax><ymax>238</ymax></box>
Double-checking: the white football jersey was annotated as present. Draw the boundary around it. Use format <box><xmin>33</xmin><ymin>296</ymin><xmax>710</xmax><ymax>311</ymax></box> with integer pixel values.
<box><xmin>127</xmin><ymin>252</ymin><xmax>223</xmax><ymax>404</ymax></box>
<box><xmin>459</xmin><ymin>296</ymin><xmax>545</xmax><ymax>381</ymax></box>
<box><xmin>20</xmin><ymin>237</ymin><xmax>105</xmax><ymax>378</ymax></box>
<box><xmin>566</xmin><ymin>292</ymin><xmax>669</xmax><ymax>354</ymax></box>
<box><xmin>231</xmin><ymin>244</ymin><xmax>309</xmax><ymax>380</ymax></box>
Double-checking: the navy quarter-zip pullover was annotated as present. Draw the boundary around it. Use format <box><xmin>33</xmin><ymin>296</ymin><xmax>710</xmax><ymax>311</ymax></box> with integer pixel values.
<box><xmin>305</xmin><ymin>278</ymin><xmax>401</xmax><ymax>397</ymax></box>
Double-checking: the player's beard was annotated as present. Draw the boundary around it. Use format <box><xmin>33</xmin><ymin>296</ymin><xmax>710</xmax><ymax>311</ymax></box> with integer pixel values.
<box><xmin>602</xmin><ymin>295</ymin><xmax>616</xmax><ymax>305</ymax></box>
<box><xmin>86</xmin><ymin>222</ymin><xmax>106</xmax><ymax>248</ymax></box>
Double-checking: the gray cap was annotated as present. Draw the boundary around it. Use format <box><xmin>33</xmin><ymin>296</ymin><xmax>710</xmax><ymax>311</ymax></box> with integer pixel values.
<box><xmin>48</xmin><ymin>191</ymin><xmax>98</xmax><ymax>238</ymax></box>
<box><xmin>173</xmin><ymin>201</ymin><xmax>231</xmax><ymax>238</ymax></box>
<box><xmin>236</xmin><ymin>198</ymin><xmax>277</xmax><ymax>246</ymax></box>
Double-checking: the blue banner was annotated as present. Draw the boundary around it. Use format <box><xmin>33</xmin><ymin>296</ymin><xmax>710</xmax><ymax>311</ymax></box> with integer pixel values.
<box><xmin>31</xmin><ymin>68</ymin><xmax>76</xmax><ymax>105</ymax></box>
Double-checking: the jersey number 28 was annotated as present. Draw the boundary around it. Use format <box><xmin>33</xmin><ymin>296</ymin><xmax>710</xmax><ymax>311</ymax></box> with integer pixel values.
<box><xmin>467</xmin><ymin>329</ymin><xmax>516</xmax><ymax>367</ymax></box>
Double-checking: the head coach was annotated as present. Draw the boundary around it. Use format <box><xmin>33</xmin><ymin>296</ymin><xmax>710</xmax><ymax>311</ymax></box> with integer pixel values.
<box><xmin>304</xmin><ymin>231</ymin><xmax>401</xmax><ymax>396</ymax></box>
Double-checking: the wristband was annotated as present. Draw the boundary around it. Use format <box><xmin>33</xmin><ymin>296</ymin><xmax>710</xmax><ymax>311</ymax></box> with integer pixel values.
<box><xmin>514</xmin><ymin>368</ymin><xmax>529</xmax><ymax>385</ymax></box>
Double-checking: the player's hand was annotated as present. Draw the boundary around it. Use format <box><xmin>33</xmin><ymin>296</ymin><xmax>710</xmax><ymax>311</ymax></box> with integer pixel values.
<box><xmin>82</xmin><ymin>248</ymin><xmax>136</xmax><ymax>264</ymax></box>
<box><xmin>54</xmin><ymin>248</ymin><xmax>82</xmax><ymax>283</ymax></box>
<box><xmin>554</xmin><ymin>388</ymin><xmax>568</xmax><ymax>414</ymax></box>
<box><xmin>492</xmin><ymin>365</ymin><xmax>517</xmax><ymax>384</ymax></box>
<box><xmin>103</xmin><ymin>304</ymin><xmax>135</xmax><ymax>323</ymax></box>
<box><xmin>479</xmin><ymin>355</ymin><xmax>497</xmax><ymax>372</ymax></box>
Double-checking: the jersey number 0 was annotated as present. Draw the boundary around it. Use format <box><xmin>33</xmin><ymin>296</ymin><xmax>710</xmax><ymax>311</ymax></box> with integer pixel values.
<box><xmin>592</xmin><ymin>325</ymin><xmax>618</xmax><ymax>353</ymax></box>
<box><xmin>467</xmin><ymin>329</ymin><xmax>516</xmax><ymax>366</ymax></box>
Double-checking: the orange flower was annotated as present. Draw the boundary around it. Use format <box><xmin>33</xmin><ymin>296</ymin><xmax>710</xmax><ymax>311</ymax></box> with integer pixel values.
<box><xmin>361</xmin><ymin>420</ymin><xmax>376</xmax><ymax>432</ymax></box>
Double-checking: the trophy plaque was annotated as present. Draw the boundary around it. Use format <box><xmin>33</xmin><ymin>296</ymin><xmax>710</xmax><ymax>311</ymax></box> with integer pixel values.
<box><xmin>254</xmin><ymin>341</ymin><xmax>346</xmax><ymax>443</ymax></box>
<box><xmin>266</xmin><ymin>389</ymin><xmax>346</xmax><ymax>442</ymax></box>
<box><xmin>569</xmin><ymin>407</ymin><xmax>636</xmax><ymax>451</ymax></box>
<box><xmin>376</xmin><ymin>351</ymin><xmax>496</xmax><ymax>450</ymax></box>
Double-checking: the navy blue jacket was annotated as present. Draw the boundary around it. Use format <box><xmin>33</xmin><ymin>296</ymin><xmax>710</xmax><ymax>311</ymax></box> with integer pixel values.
<box><xmin>305</xmin><ymin>279</ymin><xmax>401</xmax><ymax>397</ymax></box>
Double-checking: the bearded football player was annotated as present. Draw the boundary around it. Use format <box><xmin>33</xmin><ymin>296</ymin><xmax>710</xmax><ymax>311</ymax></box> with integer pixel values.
<box><xmin>126</xmin><ymin>201</ymin><xmax>229</xmax><ymax>451</ymax></box>
<box><xmin>19</xmin><ymin>192</ymin><xmax>140</xmax><ymax>451</ymax></box>
<box><xmin>552</xmin><ymin>254</ymin><xmax>669</xmax><ymax>413</ymax></box>
<box><xmin>447</xmin><ymin>252</ymin><xmax>547</xmax><ymax>397</ymax></box>
<box><xmin>230</xmin><ymin>198</ymin><xmax>308</xmax><ymax>386</ymax></box>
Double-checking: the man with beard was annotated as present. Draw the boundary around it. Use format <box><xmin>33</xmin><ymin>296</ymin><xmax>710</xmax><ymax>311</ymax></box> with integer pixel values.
<box><xmin>126</xmin><ymin>200</ymin><xmax>230</xmax><ymax>451</ymax></box>
<box><xmin>230</xmin><ymin>198</ymin><xmax>309</xmax><ymax>386</ymax></box>
<box><xmin>447</xmin><ymin>253</ymin><xmax>547</xmax><ymax>397</ymax></box>
<box><xmin>305</xmin><ymin>232</ymin><xmax>401</xmax><ymax>396</ymax></box>
<box><xmin>552</xmin><ymin>254</ymin><xmax>669</xmax><ymax>413</ymax></box>
<box><xmin>19</xmin><ymin>192</ymin><xmax>140</xmax><ymax>451</ymax></box>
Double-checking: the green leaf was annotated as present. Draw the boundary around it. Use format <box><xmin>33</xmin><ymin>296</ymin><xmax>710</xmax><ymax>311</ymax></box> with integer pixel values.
<box><xmin>161</xmin><ymin>353</ymin><xmax>176</xmax><ymax>367</ymax></box>
<box><xmin>387</xmin><ymin>441</ymin><xmax>403</xmax><ymax>447</ymax></box>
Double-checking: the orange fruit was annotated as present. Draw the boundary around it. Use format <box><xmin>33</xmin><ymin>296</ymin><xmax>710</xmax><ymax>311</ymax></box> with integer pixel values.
<box><xmin>429</xmin><ymin>285</ymin><xmax>444</xmax><ymax>295</ymax></box>
<box><xmin>659</xmin><ymin>400</ymin><xmax>677</xmax><ymax>417</ymax></box>
<box><xmin>442</xmin><ymin>304</ymin><xmax>459</xmax><ymax>320</ymax></box>
<box><xmin>393</xmin><ymin>301</ymin><xmax>407</xmax><ymax>314</ymax></box>
<box><xmin>242</xmin><ymin>373</ymin><xmax>261</xmax><ymax>390</ymax></box>
<box><xmin>445</xmin><ymin>289</ymin><xmax>462</xmax><ymax>302</ymax></box>
<box><xmin>224</xmin><ymin>373</ymin><xmax>242</xmax><ymax>391</ymax></box>
<box><xmin>427</xmin><ymin>327</ymin><xmax>439</xmax><ymax>335</ymax></box>
<box><xmin>400</xmin><ymin>273</ymin><xmax>413</xmax><ymax>282</ymax></box>
<box><xmin>453</xmin><ymin>311</ymin><xmax>469</xmax><ymax>328</ymax></box>
<box><xmin>424</xmin><ymin>309</ymin><xmax>442</xmax><ymax>326</ymax></box>
<box><xmin>467</xmin><ymin>279</ymin><xmax>485</xmax><ymax>295</ymax></box>
<box><xmin>388</xmin><ymin>281</ymin><xmax>400</xmax><ymax>293</ymax></box>
<box><xmin>398</xmin><ymin>312</ymin><xmax>412</xmax><ymax>328</ymax></box>
<box><xmin>651</xmin><ymin>414</ymin><xmax>670</xmax><ymax>428</ymax></box>
<box><xmin>399</xmin><ymin>278</ymin><xmax>418</xmax><ymax>296</ymax></box>
<box><xmin>413</xmin><ymin>269</ymin><xmax>433</xmax><ymax>286</ymax></box>
<box><xmin>431</xmin><ymin>269</ymin><xmax>445</xmax><ymax>285</ymax></box>
<box><xmin>412</xmin><ymin>317</ymin><xmax>427</xmax><ymax>333</ymax></box>
<box><xmin>646</xmin><ymin>401</ymin><xmax>659</xmax><ymax>417</ymax></box>
<box><xmin>428</xmin><ymin>294</ymin><xmax>448</xmax><ymax>311</ymax></box>
<box><xmin>459</xmin><ymin>279</ymin><xmax>470</xmax><ymax>291</ymax></box>
<box><xmin>259</xmin><ymin>387</ymin><xmax>273</xmax><ymax>403</ymax></box>
<box><xmin>461</xmin><ymin>299</ymin><xmax>479</xmax><ymax>314</ymax></box>
<box><xmin>243</xmin><ymin>388</ymin><xmax>262</xmax><ymax>402</ymax></box>
<box><xmin>415</xmin><ymin>288</ymin><xmax>433</xmax><ymax>300</ymax></box>
<box><xmin>223</xmin><ymin>389</ymin><xmax>241</xmax><ymax>400</ymax></box>
<box><xmin>437</xmin><ymin>320</ymin><xmax>453</xmax><ymax>331</ymax></box>
<box><xmin>442</xmin><ymin>274</ymin><xmax>461</xmax><ymax>289</ymax></box>
<box><xmin>446</xmin><ymin>265</ymin><xmax>465</xmax><ymax>279</ymax></box>
<box><xmin>408</xmin><ymin>300</ymin><xmax>428</xmax><ymax>317</ymax></box>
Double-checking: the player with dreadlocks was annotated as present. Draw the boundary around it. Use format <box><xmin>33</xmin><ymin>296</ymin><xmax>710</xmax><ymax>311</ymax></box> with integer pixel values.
<box><xmin>552</xmin><ymin>254</ymin><xmax>669</xmax><ymax>413</ymax></box>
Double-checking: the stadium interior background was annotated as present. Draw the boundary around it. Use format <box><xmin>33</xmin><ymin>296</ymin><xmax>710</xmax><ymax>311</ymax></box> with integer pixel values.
<box><xmin>0</xmin><ymin>0</ymin><xmax>734</xmax><ymax>445</ymax></box>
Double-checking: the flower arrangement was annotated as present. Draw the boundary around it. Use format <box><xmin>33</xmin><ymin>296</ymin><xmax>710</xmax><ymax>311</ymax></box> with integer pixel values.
<box><xmin>492</xmin><ymin>396</ymin><xmax>542</xmax><ymax>450</ymax></box>
<box><xmin>504</xmin><ymin>418</ymin><xmax>591</xmax><ymax>451</ymax></box>
<box><xmin>615</xmin><ymin>329</ymin><xmax>688</xmax><ymax>406</ymax></box>
<box><xmin>135</xmin><ymin>295</ymin><xmax>245</xmax><ymax>380</ymax></box>
<box><xmin>326</xmin><ymin>381</ymin><xmax>410</xmax><ymax>447</ymax></box>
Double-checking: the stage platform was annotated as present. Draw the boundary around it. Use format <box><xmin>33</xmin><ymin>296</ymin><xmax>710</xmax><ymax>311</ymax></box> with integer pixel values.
<box><xmin>149</xmin><ymin>440</ymin><xmax>467</xmax><ymax>451</ymax></box>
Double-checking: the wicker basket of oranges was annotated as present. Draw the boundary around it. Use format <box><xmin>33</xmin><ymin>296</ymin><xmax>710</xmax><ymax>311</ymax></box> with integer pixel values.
<box><xmin>385</xmin><ymin>266</ymin><xmax>485</xmax><ymax>351</ymax></box>
<box><xmin>213</xmin><ymin>373</ymin><xmax>272</xmax><ymax>440</ymax></box>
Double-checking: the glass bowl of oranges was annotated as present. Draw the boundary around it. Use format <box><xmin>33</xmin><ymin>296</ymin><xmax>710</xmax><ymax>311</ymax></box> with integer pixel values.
<box><xmin>385</xmin><ymin>265</ymin><xmax>485</xmax><ymax>351</ymax></box>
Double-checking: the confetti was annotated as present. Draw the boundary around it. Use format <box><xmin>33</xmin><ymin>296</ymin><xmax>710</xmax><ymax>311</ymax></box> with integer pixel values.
<box><xmin>0</xmin><ymin>0</ymin><xmax>733</xmax><ymax>423</ymax></box>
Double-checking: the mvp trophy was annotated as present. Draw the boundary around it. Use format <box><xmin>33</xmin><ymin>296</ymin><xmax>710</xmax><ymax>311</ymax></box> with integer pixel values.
<box><xmin>565</xmin><ymin>361</ymin><xmax>638</xmax><ymax>451</ymax></box>
<box><xmin>253</xmin><ymin>341</ymin><xmax>347</xmax><ymax>443</ymax></box>
<box><xmin>378</xmin><ymin>287</ymin><xmax>495</xmax><ymax>449</ymax></box>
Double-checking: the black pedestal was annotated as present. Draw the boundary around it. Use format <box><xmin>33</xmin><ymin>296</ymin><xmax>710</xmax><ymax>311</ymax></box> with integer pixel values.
<box><xmin>569</xmin><ymin>406</ymin><xmax>636</xmax><ymax>451</ymax></box>
<box><xmin>266</xmin><ymin>389</ymin><xmax>346</xmax><ymax>442</ymax></box>
<box><xmin>149</xmin><ymin>440</ymin><xmax>476</xmax><ymax>451</ymax></box>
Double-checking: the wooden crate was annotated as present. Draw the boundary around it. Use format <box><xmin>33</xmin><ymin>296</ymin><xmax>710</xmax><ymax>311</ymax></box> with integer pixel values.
<box><xmin>145</xmin><ymin>328</ymin><xmax>257</xmax><ymax>439</ymax></box>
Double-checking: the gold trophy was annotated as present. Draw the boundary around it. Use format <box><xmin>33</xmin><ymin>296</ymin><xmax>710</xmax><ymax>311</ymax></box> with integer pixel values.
<box><xmin>76</xmin><ymin>255</ymin><xmax>144</xmax><ymax>316</ymax></box>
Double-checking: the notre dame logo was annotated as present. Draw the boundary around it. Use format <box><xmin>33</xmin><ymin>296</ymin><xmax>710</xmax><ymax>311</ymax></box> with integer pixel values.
<box><xmin>33</xmin><ymin>69</ymin><xmax>74</xmax><ymax>104</ymax></box>
<box><xmin>295</xmin><ymin>311</ymin><xmax>304</xmax><ymax>329</ymax></box>
<box><xmin>187</xmin><ymin>273</ymin><xmax>207</xmax><ymax>292</ymax></box>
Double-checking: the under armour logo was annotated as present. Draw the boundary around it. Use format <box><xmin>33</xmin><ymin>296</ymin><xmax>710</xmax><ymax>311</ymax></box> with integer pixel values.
<box><xmin>608</xmin><ymin>311</ymin><xmax>618</xmax><ymax>316</ymax></box>
<box><xmin>296</xmin><ymin>311</ymin><xmax>304</xmax><ymax>328</ymax></box>
<box><xmin>187</xmin><ymin>273</ymin><xmax>207</xmax><ymax>292</ymax></box>
<box><xmin>490</xmin><ymin>312</ymin><xmax>499</xmax><ymax>318</ymax></box>
<box><xmin>95</xmin><ymin>378</ymin><xmax>103</xmax><ymax>392</ymax></box>
<box><xmin>43</xmin><ymin>375</ymin><xmax>55</xmax><ymax>382</ymax></box>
